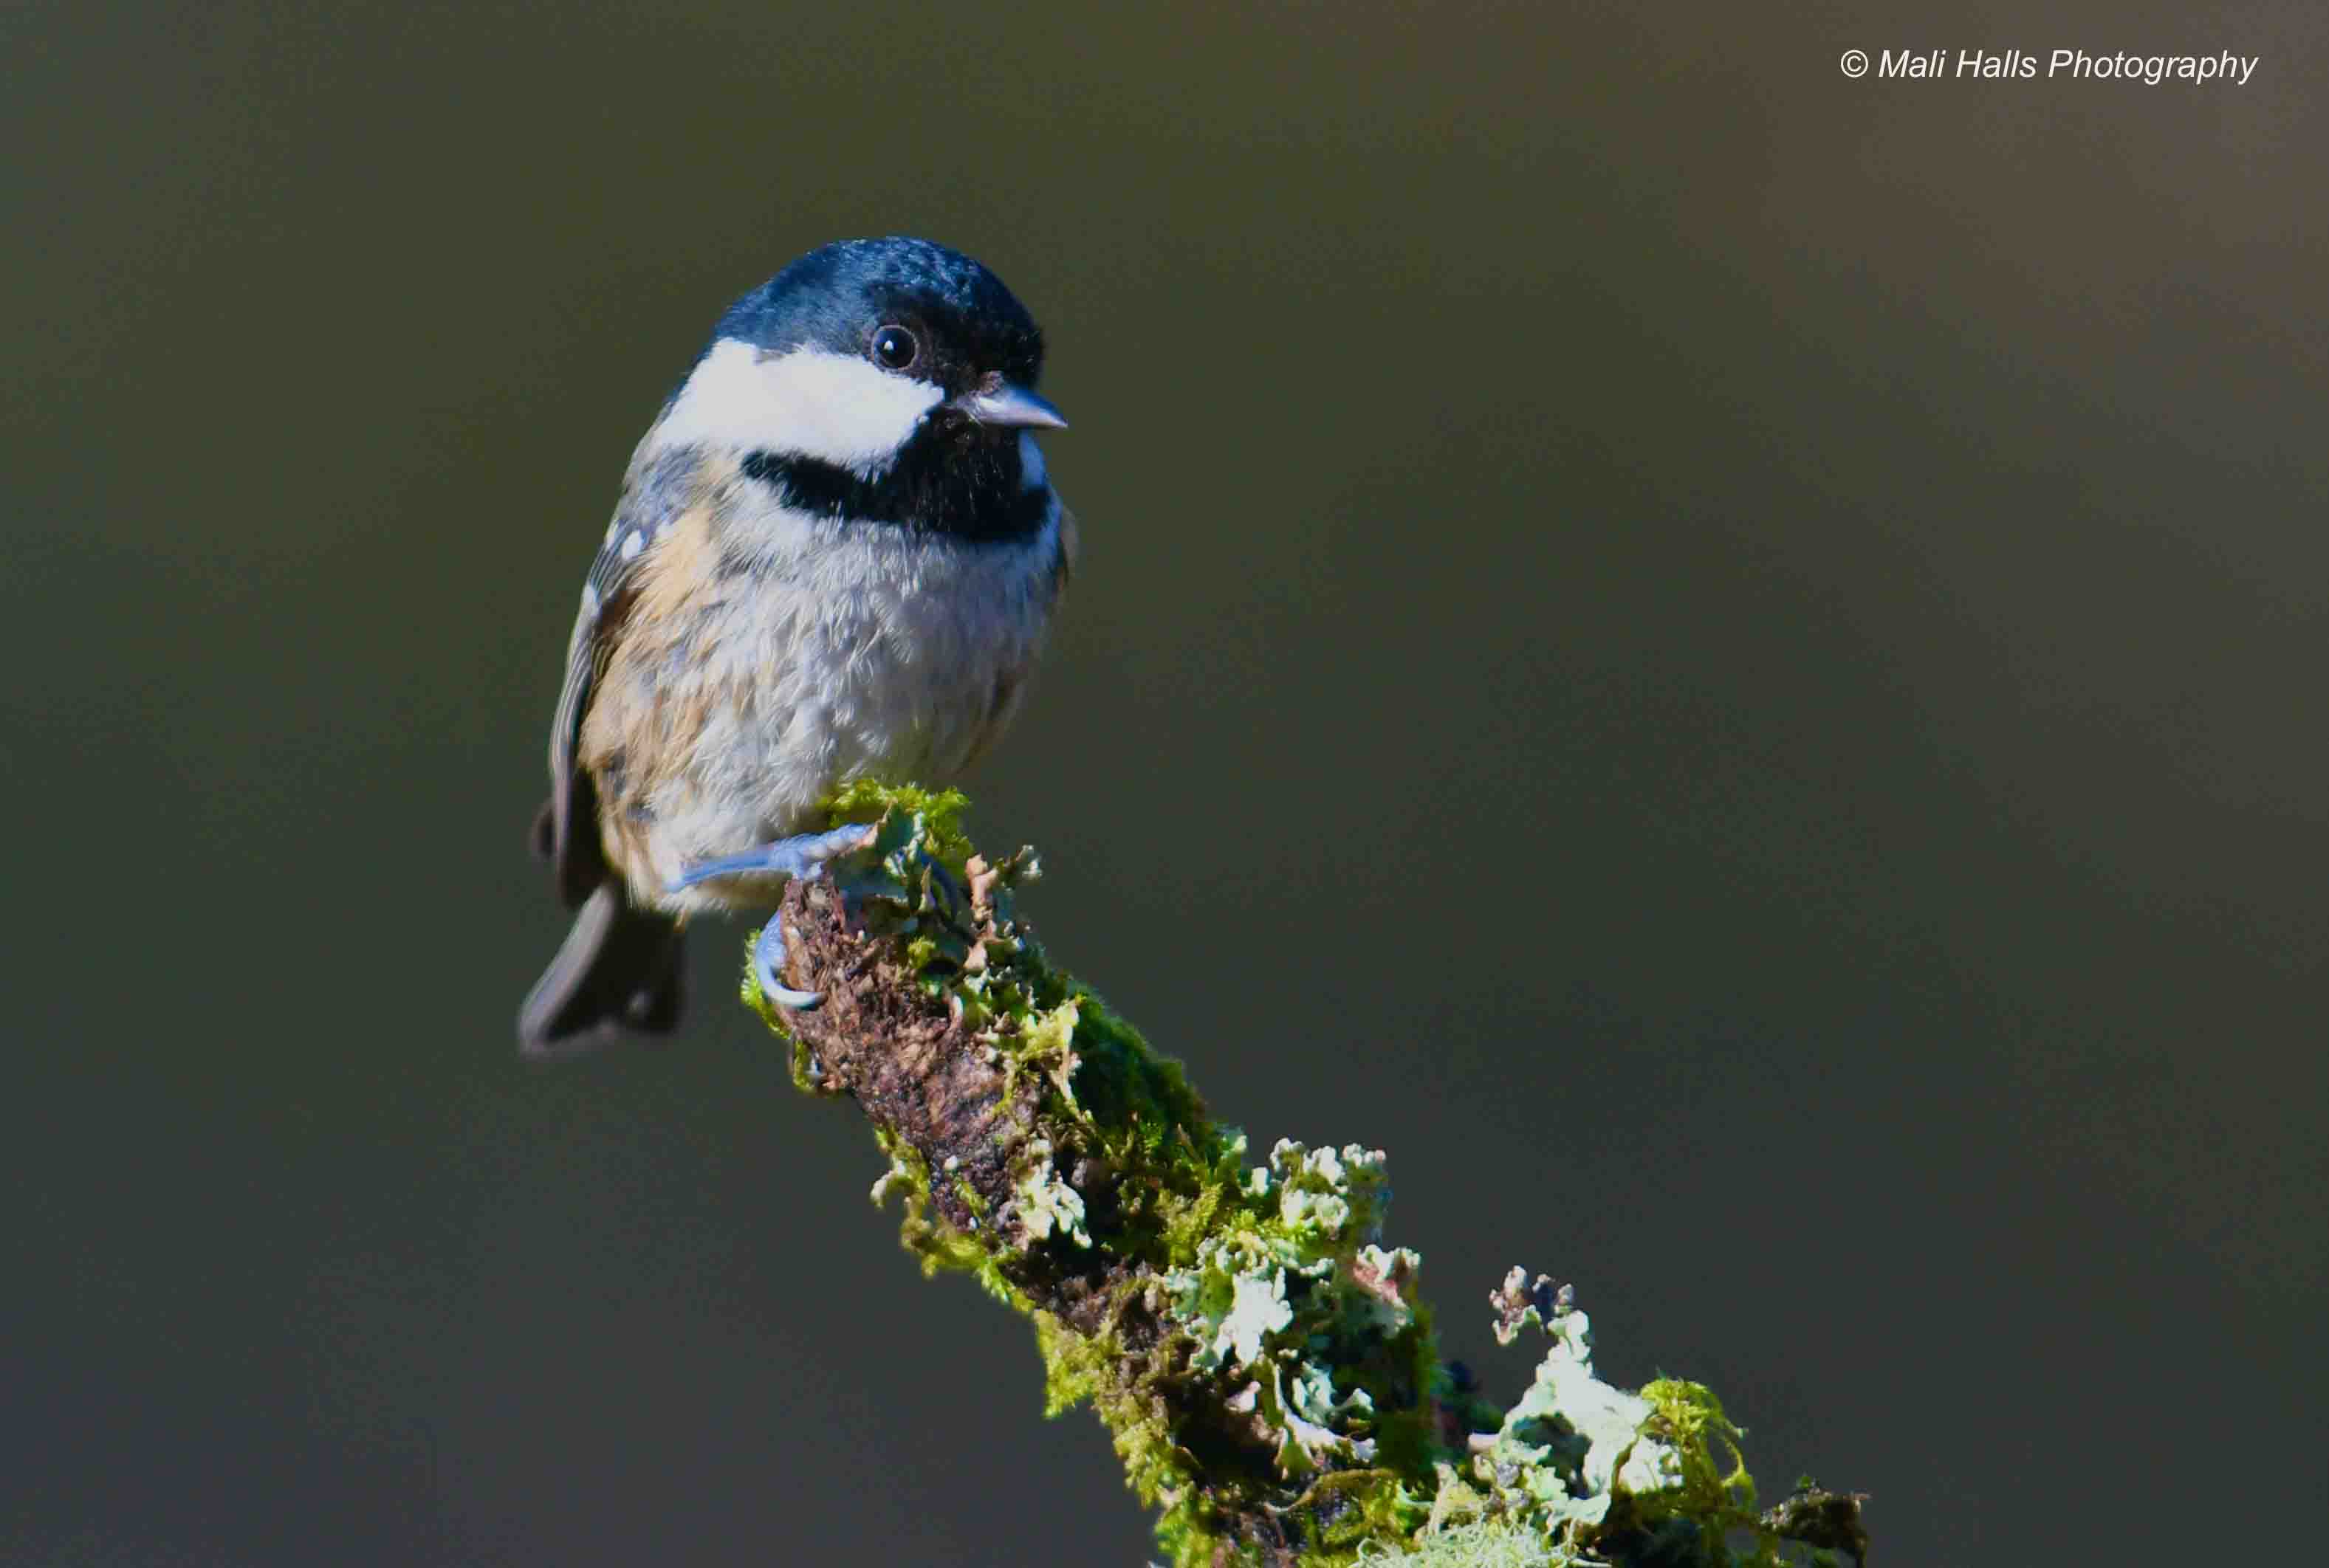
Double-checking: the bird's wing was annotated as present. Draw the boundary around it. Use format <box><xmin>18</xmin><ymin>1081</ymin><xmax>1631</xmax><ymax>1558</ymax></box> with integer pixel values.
<box><xmin>534</xmin><ymin>448</ymin><xmax>701</xmax><ymax>906</ymax></box>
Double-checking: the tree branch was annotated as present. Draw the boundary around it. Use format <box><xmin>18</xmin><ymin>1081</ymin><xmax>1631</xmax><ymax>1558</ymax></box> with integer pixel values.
<box><xmin>752</xmin><ymin>785</ymin><xmax>1867</xmax><ymax>1567</ymax></box>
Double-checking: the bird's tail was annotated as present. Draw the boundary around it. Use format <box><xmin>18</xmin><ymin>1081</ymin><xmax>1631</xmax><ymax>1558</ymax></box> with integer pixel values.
<box><xmin>517</xmin><ymin>884</ymin><xmax>687</xmax><ymax>1059</ymax></box>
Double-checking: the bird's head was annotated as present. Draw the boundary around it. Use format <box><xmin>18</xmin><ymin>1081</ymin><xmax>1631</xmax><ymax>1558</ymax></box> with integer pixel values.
<box><xmin>653</xmin><ymin>238</ymin><xmax>1066</xmax><ymax>540</ymax></box>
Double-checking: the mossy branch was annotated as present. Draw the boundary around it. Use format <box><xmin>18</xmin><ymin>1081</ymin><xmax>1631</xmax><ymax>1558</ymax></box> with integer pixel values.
<box><xmin>749</xmin><ymin>784</ymin><xmax>1869</xmax><ymax>1567</ymax></box>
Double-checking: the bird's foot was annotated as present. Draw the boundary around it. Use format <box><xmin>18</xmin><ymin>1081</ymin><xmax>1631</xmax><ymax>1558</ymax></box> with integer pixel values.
<box><xmin>668</xmin><ymin>823</ymin><xmax>879</xmax><ymax>1008</ymax></box>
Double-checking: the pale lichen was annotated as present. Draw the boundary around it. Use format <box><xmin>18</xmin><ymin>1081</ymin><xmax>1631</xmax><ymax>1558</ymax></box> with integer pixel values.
<box><xmin>1012</xmin><ymin>1135</ymin><xmax>1092</xmax><ymax>1248</ymax></box>
<box><xmin>1457</xmin><ymin>1274</ymin><xmax>1685</xmax><ymax>1539</ymax></box>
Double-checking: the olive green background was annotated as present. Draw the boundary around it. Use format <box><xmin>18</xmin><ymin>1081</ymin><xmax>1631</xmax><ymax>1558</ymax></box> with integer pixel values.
<box><xmin>7</xmin><ymin>1</ymin><xmax>2323</xmax><ymax>1562</ymax></box>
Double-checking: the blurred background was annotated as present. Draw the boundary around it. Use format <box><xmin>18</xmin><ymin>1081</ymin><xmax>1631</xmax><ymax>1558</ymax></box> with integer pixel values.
<box><xmin>6</xmin><ymin>0</ymin><xmax>2323</xmax><ymax>1561</ymax></box>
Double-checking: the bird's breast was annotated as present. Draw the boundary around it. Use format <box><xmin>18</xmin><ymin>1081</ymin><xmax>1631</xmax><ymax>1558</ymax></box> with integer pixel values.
<box><xmin>587</xmin><ymin>495</ymin><xmax>1063</xmax><ymax>912</ymax></box>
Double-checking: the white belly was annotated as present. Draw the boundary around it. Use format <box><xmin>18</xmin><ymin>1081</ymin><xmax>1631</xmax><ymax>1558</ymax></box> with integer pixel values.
<box><xmin>641</xmin><ymin>508</ymin><xmax>1057</xmax><ymax>913</ymax></box>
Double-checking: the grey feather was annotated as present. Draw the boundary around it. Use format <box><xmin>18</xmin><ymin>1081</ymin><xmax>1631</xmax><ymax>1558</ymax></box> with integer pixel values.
<box><xmin>539</xmin><ymin>445</ymin><xmax>703</xmax><ymax>906</ymax></box>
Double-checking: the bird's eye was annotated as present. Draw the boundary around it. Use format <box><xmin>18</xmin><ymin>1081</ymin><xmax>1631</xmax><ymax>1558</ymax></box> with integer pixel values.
<box><xmin>871</xmin><ymin>325</ymin><xmax>919</xmax><ymax>371</ymax></box>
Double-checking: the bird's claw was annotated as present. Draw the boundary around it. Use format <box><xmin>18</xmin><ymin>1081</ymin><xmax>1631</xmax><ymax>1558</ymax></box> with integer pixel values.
<box><xmin>753</xmin><ymin>916</ymin><xmax>824</xmax><ymax>1010</ymax></box>
<box><xmin>668</xmin><ymin>822</ymin><xmax>880</xmax><ymax>1010</ymax></box>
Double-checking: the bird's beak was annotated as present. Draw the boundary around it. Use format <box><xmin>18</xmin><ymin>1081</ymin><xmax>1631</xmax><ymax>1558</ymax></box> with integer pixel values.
<box><xmin>952</xmin><ymin>382</ymin><xmax>1069</xmax><ymax>430</ymax></box>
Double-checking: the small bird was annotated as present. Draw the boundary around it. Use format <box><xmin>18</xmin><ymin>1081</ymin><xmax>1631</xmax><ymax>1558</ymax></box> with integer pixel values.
<box><xmin>519</xmin><ymin>237</ymin><xmax>1074</xmax><ymax>1058</ymax></box>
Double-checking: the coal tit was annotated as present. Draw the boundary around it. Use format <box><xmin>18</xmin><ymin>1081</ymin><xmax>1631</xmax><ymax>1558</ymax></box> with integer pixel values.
<box><xmin>520</xmin><ymin>237</ymin><xmax>1073</xmax><ymax>1057</ymax></box>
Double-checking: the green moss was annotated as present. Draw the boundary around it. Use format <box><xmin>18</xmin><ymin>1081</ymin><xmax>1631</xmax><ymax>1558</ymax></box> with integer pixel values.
<box><xmin>747</xmin><ymin>785</ymin><xmax>1859</xmax><ymax>1567</ymax></box>
<box><xmin>822</xmin><ymin>777</ymin><xmax>977</xmax><ymax>868</ymax></box>
<box><xmin>1639</xmin><ymin>1378</ymin><xmax>1755</xmax><ymax>1535</ymax></box>
<box><xmin>860</xmin><ymin>1123</ymin><xmax>1018</xmax><ymax>1303</ymax></box>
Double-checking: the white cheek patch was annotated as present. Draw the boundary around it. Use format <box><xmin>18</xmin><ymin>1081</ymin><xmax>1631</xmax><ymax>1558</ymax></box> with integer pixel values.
<box><xmin>652</xmin><ymin>340</ymin><xmax>944</xmax><ymax>474</ymax></box>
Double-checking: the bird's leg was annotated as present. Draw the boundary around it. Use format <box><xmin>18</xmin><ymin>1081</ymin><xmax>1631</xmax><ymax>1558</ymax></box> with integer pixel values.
<box><xmin>668</xmin><ymin>823</ymin><xmax>879</xmax><ymax>1008</ymax></box>
<box><xmin>667</xmin><ymin>823</ymin><xmax>877</xmax><ymax>893</ymax></box>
